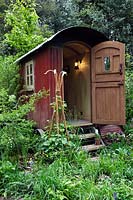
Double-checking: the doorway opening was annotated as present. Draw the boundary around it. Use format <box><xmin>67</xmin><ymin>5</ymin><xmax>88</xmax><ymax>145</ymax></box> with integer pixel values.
<box><xmin>63</xmin><ymin>41</ymin><xmax>92</xmax><ymax>126</ymax></box>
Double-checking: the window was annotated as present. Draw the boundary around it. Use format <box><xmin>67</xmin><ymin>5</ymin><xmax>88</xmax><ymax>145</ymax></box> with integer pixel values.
<box><xmin>104</xmin><ymin>56</ymin><xmax>110</xmax><ymax>71</ymax></box>
<box><xmin>25</xmin><ymin>60</ymin><xmax>34</xmax><ymax>91</ymax></box>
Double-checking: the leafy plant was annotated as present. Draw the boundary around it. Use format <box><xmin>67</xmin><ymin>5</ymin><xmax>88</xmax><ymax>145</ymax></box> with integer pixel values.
<box><xmin>0</xmin><ymin>88</ymin><xmax>48</xmax><ymax>161</ymax></box>
<box><xmin>0</xmin><ymin>141</ymin><xmax>132</xmax><ymax>199</ymax></box>
<box><xmin>0</xmin><ymin>56</ymin><xmax>19</xmax><ymax>95</ymax></box>
<box><xmin>125</xmin><ymin>53</ymin><xmax>133</xmax><ymax>122</ymax></box>
<box><xmin>36</xmin><ymin>123</ymin><xmax>80</xmax><ymax>163</ymax></box>
<box><xmin>4</xmin><ymin>0</ymin><xmax>45</xmax><ymax>56</ymax></box>
<box><xmin>0</xmin><ymin>160</ymin><xmax>34</xmax><ymax>199</ymax></box>
<box><xmin>36</xmin><ymin>69</ymin><xmax>81</xmax><ymax>163</ymax></box>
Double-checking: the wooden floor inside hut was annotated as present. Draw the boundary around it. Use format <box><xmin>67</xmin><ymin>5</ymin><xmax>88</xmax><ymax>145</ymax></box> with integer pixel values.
<box><xmin>68</xmin><ymin>119</ymin><xmax>92</xmax><ymax>127</ymax></box>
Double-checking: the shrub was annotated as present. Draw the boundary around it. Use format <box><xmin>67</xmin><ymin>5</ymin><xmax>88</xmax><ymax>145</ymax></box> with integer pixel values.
<box><xmin>0</xmin><ymin>160</ymin><xmax>34</xmax><ymax>199</ymax></box>
<box><xmin>125</xmin><ymin>53</ymin><xmax>133</xmax><ymax>123</ymax></box>
<box><xmin>0</xmin><ymin>88</ymin><xmax>48</xmax><ymax>161</ymax></box>
<box><xmin>36</xmin><ymin>124</ymin><xmax>81</xmax><ymax>164</ymax></box>
<box><xmin>0</xmin><ymin>56</ymin><xmax>19</xmax><ymax>95</ymax></box>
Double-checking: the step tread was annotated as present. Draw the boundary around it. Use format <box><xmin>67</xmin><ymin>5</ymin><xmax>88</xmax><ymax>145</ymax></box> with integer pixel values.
<box><xmin>79</xmin><ymin>133</ymin><xmax>96</xmax><ymax>139</ymax></box>
<box><xmin>82</xmin><ymin>144</ymin><xmax>105</xmax><ymax>151</ymax></box>
<box><xmin>91</xmin><ymin>156</ymin><xmax>99</xmax><ymax>161</ymax></box>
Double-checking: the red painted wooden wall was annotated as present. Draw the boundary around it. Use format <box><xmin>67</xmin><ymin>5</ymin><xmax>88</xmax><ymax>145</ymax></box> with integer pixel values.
<box><xmin>29</xmin><ymin>46</ymin><xmax>63</xmax><ymax>128</ymax></box>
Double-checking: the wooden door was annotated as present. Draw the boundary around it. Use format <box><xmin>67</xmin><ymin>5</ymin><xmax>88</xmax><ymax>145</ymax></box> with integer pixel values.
<box><xmin>91</xmin><ymin>41</ymin><xmax>125</xmax><ymax>125</ymax></box>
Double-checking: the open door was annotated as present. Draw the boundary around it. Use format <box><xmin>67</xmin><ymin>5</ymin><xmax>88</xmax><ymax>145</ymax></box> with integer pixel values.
<box><xmin>91</xmin><ymin>41</ymin><xmax>125</xmax><ymax>125</ymax></box>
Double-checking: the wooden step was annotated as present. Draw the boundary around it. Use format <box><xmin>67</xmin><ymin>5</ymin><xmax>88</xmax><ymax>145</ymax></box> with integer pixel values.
<box><xmin>68</xmin><ymin>120</ymin><xmax>93</xmax><ymax>127</ymax></box>
<box><xmin>91</xmin><ymin>156</ymin><xmax>99</xmax><ymax>161</ymax></box>
<box><xmin>82</xmin><ymin>144</ymin><xmax>105</xmax><ymax>152</ymax></box>
<box><xmin>79</xmin><ymin>133</ymin><xmax>95</xmax><ymax>139</ymax></box>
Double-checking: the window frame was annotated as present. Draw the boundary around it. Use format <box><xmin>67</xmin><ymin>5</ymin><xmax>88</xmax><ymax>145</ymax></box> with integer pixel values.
<box><xmin>25</xmin><ymin>60</ymin><xmax>34</xmax><ymax>91</ymax></box>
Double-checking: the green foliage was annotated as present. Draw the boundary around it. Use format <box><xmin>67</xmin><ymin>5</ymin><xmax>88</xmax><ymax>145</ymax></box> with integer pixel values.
<box><xmin>37</xmin><ymin>0</ymin><xmax>132</xmax><ymax>53</ymax></box>
<box><xmin>0</xmin><ymin>0</ymin><xmax>52</xmax><ymax>94</ymax></box>
<box><xmin>0</xmin><ymin>119</ymin><xmax>36</xmax><ymax>160</ymax></box>
<box><xmin>0</xmin><ymin>143</ymin><xmax>132</xmax><ymax>199</ymax></box>
<box><xmin>0</xmin><ymin>1</ymin><xmax>132</xmax><ymax>199</ymax></box>
<box><xmin>0</xmin><ymin>88</ymin><xmax>48</xmax><ymax>160</ymax></box>
<box><xmin>0</xmin><ymin>0</ymin><xmax>8</xmax><ymax>39</ymax></box>
<box><xmin>75</xmin><ymin>2</ymin><xmax>107</xmax><ymax>32</ymax></box>
<box><xmin>0</xmin><ymin>160</ymin><xmax>34</xmax><ymax>199</ymax></box>
<box><xmin>0</xmin><ymin>56</ymin><xmax>19</xmax><ymax>94</ymax></box>
<box><xmin>123</xmin><ymin>53</ymin><xmax>133</xmax><ymax>140</ymax></box>
<box><xmin>125</xmin><ymin>54</ymin><xmax>133</xmax><ymax>123</ymax></box>
<box><xmin>0</xmin><ymin>90</ymin><xmax>34</xmax><ymax>160</ymax></box>
<box><xmin>74</xmin><ymin>0</ymin><xmax>132</xmax><ymax>53</ymax></box>
<box><xmin>124</xmin><ymin>124</ymin><xmax>133</xmax><ymax>142</ymax></box>
<box><xmin>4</xmin><ymin>0</ymin><xmax>45</xmax><ymax>56</ymax></box>
<box><xmin>36</xmin><ymin>0</ymin><xmax>80</xmax><ymax>32</ymax></box>
<box><xmin>0</xmin><ymin>0</ymin><xmax>132</xmax><ymax>54</ymax></box>
<box><xmin>36</xmin><ymin>124</ymin><xmax>80</xmax><ymax>163</ymax></box>
<box><xmin>95</xmin><ymin>0</ymin><xmax>132</xmax><ymax>52</ymax></box>
<box><xmin>0</xmin><ymin>88</ymin><xmax>16</xmax><ymax>113</ymax></box>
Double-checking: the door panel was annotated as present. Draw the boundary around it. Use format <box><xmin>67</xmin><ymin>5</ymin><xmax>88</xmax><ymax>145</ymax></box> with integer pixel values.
<box><xmin>92</xmin><ymin>82</ymin><xmax>125</xmax><ymax>124</ymax></box>
<box><xmin>92</xmin><ymin>41</ymin><xmax>125</xmax><ymax>125</ymax></box>
<box><xmin>92</xmin><ymin>41</ymin><xmax>125</xmax><ymax>82</ymax></box>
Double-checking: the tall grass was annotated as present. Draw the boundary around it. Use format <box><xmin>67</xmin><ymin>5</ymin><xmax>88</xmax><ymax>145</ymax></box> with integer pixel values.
<box><xmin>0</xmin><ymin>142</ymin><xmax>132</xmax><ymax>200</ymax></box>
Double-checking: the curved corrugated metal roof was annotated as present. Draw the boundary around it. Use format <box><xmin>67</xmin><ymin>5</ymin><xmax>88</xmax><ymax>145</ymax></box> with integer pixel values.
<box><xmin>16</xmin><ymin>26</ymin><xmax>108</xmax><ymax>63</ymax></box>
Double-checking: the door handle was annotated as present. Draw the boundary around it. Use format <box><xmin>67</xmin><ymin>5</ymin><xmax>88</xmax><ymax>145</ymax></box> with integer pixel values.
<box><xmin>119</xmin><ymin>64</ymin><xmax>123</xmax><ymax>75</ymax></box>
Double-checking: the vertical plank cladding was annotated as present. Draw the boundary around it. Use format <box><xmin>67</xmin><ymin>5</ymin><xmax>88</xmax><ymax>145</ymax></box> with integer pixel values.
<box><xmin>30</xmin><ymin>46</ymin><xmax>63</xmax><ymax>128</ymax></box>
<box><xmin>29</xmin><ymin>48</ymin><xmax>50</xmax><ymax>128</ymax></box>
<box><xmin>49</xmin><ymin>47</ymin><xmax>63</xmax><ymax>103</ymax></box>
<box><xmin>93</xmin><ymin>82</ymin><xmax>125</xmax><ymax>124</ymax></box>
<box><xmin>92</xmin><ymin>41</ymin><xmax>125</xmax><ymax>125</ymax></box>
